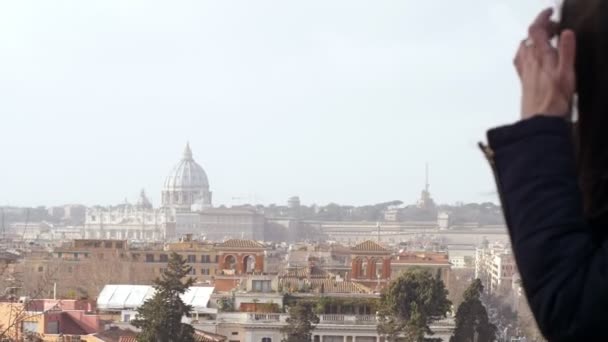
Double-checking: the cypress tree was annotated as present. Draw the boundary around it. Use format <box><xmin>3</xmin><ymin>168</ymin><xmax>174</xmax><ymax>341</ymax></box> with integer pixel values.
<box><xmin>133</xmin><ymin>253</ymin><xmax>196</xmax><ymax>342</ymax></box>
<box><xmin>450</xmin><ymin>279</ymin><xmax>496</xmax><ymax>342</ymax></box>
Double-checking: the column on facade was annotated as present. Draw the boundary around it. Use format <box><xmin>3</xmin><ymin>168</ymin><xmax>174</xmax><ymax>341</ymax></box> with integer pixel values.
<box><xmin>255</xmin><ymin>254</ymin><xmax>264</xmax><ymax>273</ymax></box>
<box><xmin>217</xmin><ymin>253</ymin><xmax>224</xmax><ymax>272</ymax></box>
<box><xmin>369</xmin><ymin>259</ymin><xmax>377</xmax><ymax>280</ymax></box>
<box><xmin>382</xmin><ymin>258</ymin><xmax>391</xmax><ymax>279</ymax></box>
<box><xmin>366</xmin><ymin>259</ymin><xmax>375</xmax><ymax>280</ymax></box>
<box><xmin>237</xmin><ymin>253</ymin><xmax>245</xmax><ymax>275</ymax></box>
<box><xmin>351</xmin><ymin>258</ymin><xmax>360</xmax><ymax>279</ymax></box>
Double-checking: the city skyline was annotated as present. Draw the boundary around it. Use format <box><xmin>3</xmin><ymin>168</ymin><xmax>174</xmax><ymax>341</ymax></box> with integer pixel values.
<box><xmin>0</xmin><ymin>1</ymin><xmax>550</xmax><ymax>207</ymax></box>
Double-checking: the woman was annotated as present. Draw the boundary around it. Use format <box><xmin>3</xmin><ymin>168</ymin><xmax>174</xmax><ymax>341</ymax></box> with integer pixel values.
<box><xmin>481</xmin><ymin>2</ymin><xmax>608</xmax><ymax>341</ymax></box>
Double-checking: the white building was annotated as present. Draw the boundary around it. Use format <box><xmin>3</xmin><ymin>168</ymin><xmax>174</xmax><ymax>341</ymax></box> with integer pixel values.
<box><xmin>447</xmin><ymin>246</ymin><xmax>476</xmax><ymax>269</ymax></box>
<box><xmin>475</xmin><ymin>242</ymin><xmax>516</xmax><ymax>294</ymax></box>
<box><xmin>84</xmin><ymin>143</ymin><xmax>264</xmax><ymax>242</ymax></box>
<box><xmin>84</xmin><ymin>190</ymin><xmax>173</xmax><ymax>241</ymax></box>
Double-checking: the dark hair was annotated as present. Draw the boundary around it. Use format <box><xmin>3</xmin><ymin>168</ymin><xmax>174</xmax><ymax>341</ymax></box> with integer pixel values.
<box><xmin>560</xmin><ymin>0</ymin><xmax>608</xmax><ymax>222</ymax></box>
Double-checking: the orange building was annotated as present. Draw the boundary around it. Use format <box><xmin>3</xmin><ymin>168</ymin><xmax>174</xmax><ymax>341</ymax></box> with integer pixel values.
<box><xmin>349</xmin><ymin>240</ymin><xmax>392</xmax><ymax>290</ymax></box>
<box><xmin>213</xmin><ymin>239</ymin><xmax>266</xmax><ymax>293</ymax></box>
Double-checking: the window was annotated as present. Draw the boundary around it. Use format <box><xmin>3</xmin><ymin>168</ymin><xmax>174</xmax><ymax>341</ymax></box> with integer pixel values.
<box><xmin>37</xmin><ymin>266</ymin><xmax>43</xmax><ymax>272</ymax></box>
<box><xmin>73</xmin><ymin>253</ymin><xmax>79</xmax><ymax>259</ymax></box>
<box><xmin>116</xmin><ymin>242</ymin><xmax>124</xmax><ymax>249</ymax></box>
<box><xmin>262</xmin><ymin>338</ymin><xmax>272</xmax><ymax>342</ymax></box>
<box><xmin>189</xmin><ymin>268</ymin><xmax>196</xmax><ymax>275</ymax></box>
<box><xmin>187</xmin><ymin>255</ymin><xmax>196</xmax><ymax>263</ymax></box>
<box><xmin>252</xmin><ymin>280</ymin><xmax>271</xmax><ymax>293</ymax></box>
<box><xmin>104</xmin><ymin>241</ymin><xmax>112</xmax><ymax>248</ymax></box>
<box><xmin>231</xmin><ymin>332</ymin><xmax>238</xmax><ymax>336</ymax></box>
<box><xmin>202</xmin><ymin>255</ymin><xmax>211</xmax><ymax>263</ymax></box>
<box><xmin>215</xmin><ymin>255</ymin><xmax>219</xmax><ymax>263</ymax></box>
<box><xmin>159</xmin><ymin>268</ymin><xmax>166</xmax><ymax>274</ymax></box>
<box><xmin>159</xmin><ymin>254</ymin><xmax>168</xmax><ymax>262</ymax></box>
<box><xmin>22</xmin><ymin>321</ymin><xmax>38</xmax><ymax>334</ymax></box>
<box><xmin>322</xmin><ymin>337</ymin><xmax>344</xmax><ymax>342</ymax></box>
<box><xmin>201</xmin><ymin>268</ymin><xmax>210</xmax><ymax>275</ymax></box>
<box><xmin>146</xmin><ymin>254</ymin><xmax>154</xmax><ymax>262</ymax></box>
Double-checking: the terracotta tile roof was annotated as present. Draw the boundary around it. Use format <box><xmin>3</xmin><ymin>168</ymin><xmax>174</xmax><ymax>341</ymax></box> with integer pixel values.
<box><xmin>117</xmin><ymin>330</ymin><xmax>226</xmax><ymax>342</ymax></box>
<box><xmin>393</xmin><ymin>252</ymin><xmax>451</xmax><ymax>265</ymax></box>
<box><xmin>352</xmin><ymin>240</ymin><xmax>389</xmax><ymax>252</ymax></box>
<box><xmin>119</xmin><ymin>338</ymin><xmax>136</xmax><ymax>342</ymax></box>
<box><xmin>279</xmin><ymin>278</ymin><xmax>371</xmax><ymax>294</ymax></box>
<box><xmin>279</xmin><ymin>265</ymin><xmax>372</xmax><ymax>294</ymax></box>
<box><xmin>94</xmin><ymin>327</ymin><xmax>137</xmax><ymax>342</ymax></box>
<box><xmin>218</xmin><ymin>239</ymin><xmax>264</xmax><ymax>249</ymax></box>
<box><xmin>311</xmin><ymin>279</ymin><xmax>371</xmax><ymax>294</ymax></box>
<box><xmin>195</xmin><ymin>330</ymin><xmax>227</xmax><ymax>342</ymax></box>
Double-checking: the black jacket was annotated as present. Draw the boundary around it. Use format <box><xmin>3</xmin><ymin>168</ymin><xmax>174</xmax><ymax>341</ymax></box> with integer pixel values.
<box><xmin>483</xmin><ymin>116</ymin><xmax>607</xmax><ymax>341</ymax></box>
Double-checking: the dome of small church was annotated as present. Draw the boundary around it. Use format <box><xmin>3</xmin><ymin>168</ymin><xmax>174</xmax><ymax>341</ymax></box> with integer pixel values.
<box><xmin>162</xmin><ymin>143</ymin><xmax>212</xmax><ymax>210</ymax></box>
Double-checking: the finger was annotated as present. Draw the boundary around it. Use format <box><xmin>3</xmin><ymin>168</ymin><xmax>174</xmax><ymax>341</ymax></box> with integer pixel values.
<box><xmin>558</xmin><ymin>29</ymin><xmax>576</xmax><ymax>75</ymax></box>
<box><xmin>528</xmin><ymin>8</ymin><xmax>554</xmax><ymax>37</ymax></box>
<box><xmin>528</xmin><ymin>9</ymin><xmax>555</xmax><ymax>52</ymax></box>
<box><xmin>514</xmin><ymin>42</ymin><xmax>525</xmax><ymax>77</ymax></box>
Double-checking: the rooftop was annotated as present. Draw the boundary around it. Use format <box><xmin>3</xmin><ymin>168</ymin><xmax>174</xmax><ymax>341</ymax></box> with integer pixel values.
<box><xmin>351</xmin><ymin>240</ymin><xmax>389</xmax><ymax>253</ymax></box>
<box><xmin>218</xmin><ymin>239</ymin><xmax>264</xmax><ymax>249</ymax></box>
<box><xmin>394</xmin><ymin>252</ymin><xmax>451</xmax><ymax>265</ymax></box>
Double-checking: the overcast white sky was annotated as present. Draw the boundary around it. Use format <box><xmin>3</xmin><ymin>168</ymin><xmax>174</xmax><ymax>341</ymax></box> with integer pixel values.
<box><xmin>0</xmin><ymin>0</ymin><xmax>556</xmax><ymax>207</ymax></box>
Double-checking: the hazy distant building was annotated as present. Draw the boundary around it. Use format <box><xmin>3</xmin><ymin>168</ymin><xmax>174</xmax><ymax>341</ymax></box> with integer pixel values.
<box><xmin>63</xmin><ymin>204</ymin><xmax>86</xmax><ymax>224</ymax></box>
<box><xmin>84</xmin><ymin>190</ymin><xmax>173</xmax><ymax>241</ymax></box>
<box><xmin>416</xmin><ymin>163</ymin><xmax>436</xmax><ymax>210</ymax></box>
<box><xmin>47</xmin><ymin>206</ymin><xmax>65</xmax><ymax>220</ymax></box>
<box><xmin>162</xmin><ymin>143</ymin><xmax>212</xmax><ymax>212</ymax></box>
<box><xmin>84</xmin><ymin>143</ymin><xmax>263</xmax><ymax>242</ymax></box>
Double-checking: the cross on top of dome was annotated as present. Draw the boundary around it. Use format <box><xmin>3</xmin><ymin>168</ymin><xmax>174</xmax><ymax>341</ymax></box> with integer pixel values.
<box><xmin>183</xmin><ymin>142</ymin><xmax>193</xmax><ymax>161</ymax></box>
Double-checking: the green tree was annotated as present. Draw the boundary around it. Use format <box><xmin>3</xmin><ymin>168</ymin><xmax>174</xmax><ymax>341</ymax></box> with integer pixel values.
<box><xmin>132</xmin><ymin>253</ymin><xmax>195</xmax><ymax>342</ymax></box>
<box><xmin>450</xmin><ymin>279</ymin><xmax>496</xmax><ymax>342</ymax></box>
<box><xmin>217</xmin><ymin>296</ymin><xmax>235</xmax><ymax>312</ymax></box>
<box><xmin>377</xmin><ymin>268</ymin><xmax>451</xmax><ymax>342</ymax></box>
<box><xmin>281</xmin><ymin>302</ymin><xmax>320</xmax><ymax>342</ymax></box>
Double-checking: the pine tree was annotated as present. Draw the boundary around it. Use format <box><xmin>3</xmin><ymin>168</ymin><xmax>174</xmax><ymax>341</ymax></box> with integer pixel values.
<box><xmin>377</xmin><ymin>268</ymin><xmax>451</xmax><ymax>342</ymax></box>
<box><xmin>450</xmin><ymin>279</ymin><xmax>496</xmax><ymax>342</ymax></box>
<box><xmin>281</xmin><ymin>302</ymin><xmax>320</xmax><ymax>342</ymax></box>
<box><xmin>132</xmin><ymin>253</ymin><xmax>196</xmax><ymax>342</ymax></box>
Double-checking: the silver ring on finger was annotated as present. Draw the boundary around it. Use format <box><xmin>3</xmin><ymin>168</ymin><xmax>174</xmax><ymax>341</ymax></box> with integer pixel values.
<box><xmin>523</xmin><ymin>38</ymin><xmax>535</xmax><ymax>48</ymax></box>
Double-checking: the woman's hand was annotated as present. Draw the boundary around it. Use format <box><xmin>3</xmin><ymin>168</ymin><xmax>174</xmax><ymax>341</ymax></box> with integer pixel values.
<box><xmin>515</xmin><ymin>8</ymin><xmax>576</xmax><ymax>120</ymax></box>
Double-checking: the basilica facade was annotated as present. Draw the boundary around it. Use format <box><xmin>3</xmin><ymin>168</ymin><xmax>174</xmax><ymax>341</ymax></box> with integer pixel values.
<box><xmin>84</xmin><ymin>144</ymin><xmax>264</xmax><ymax>242</ymax></box>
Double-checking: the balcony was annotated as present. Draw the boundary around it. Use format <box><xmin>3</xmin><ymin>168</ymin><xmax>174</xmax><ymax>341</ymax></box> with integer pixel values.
<box><xmin>319</xmin><ymin>314</ymin><xmax>377</xmax><ymax>325</ymax></box>
<box><xmin>248</xmin><ymin>313</ymin><xmax>283</xmax><ymax>322</ymax></box>
<box><xmin>216</xmin><ymin>313</ymin><xmax>377</xmax><ymax>325</ymax></box>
